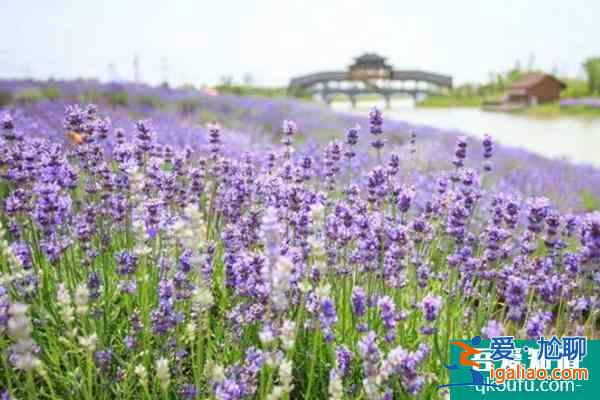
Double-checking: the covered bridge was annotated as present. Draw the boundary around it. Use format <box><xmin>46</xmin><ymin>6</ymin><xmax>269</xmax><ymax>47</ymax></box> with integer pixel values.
<box><xmin>288</xmin><ymin>53</ymin><xmax>453</xmax><ymax>107</ymax></box>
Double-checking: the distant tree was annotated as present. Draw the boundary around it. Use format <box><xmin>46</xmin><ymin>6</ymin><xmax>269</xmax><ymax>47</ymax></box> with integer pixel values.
<box><xmin>583</xmin><ymin>57</ymin><xmax>600</xmax><ymax>94</ymax></box>
<box><xmin>513</xmin><ymin>59</ymin><xmax>522</xmax><ymax>73</ymax></box>
<box><xmin>506</xmin><ymin>68</ymin><xmax>523</xmax><ymax>84</ymax></box>
<box><xmin>496</xmin><ymin>74</ymin><xmax>505</xmax><ymax>91</ymax></box>
<box><xmin>219</xmin><ymin>75</ymin><xmax>234</xmax><ymax>87</ymax></box>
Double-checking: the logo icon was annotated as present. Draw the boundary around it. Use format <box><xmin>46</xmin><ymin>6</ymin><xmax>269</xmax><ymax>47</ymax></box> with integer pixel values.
<box><xmin>438</xmin><ymin>336</ymin><xmax>501</xmax><ymax>389</ymax></box>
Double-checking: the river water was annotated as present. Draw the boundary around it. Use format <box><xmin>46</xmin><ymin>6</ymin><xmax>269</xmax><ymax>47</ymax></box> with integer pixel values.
<box><xmin>332</xmin><ymin>100</ymin><xmax>600</xmax><ymax>167</ymax></box>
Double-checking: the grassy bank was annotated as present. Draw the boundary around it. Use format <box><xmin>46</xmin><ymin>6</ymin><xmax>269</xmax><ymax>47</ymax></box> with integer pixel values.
<box><xmin>416</xmin><ymin>95</ymin><xmax>487</xmax><ymax>108</ymax></box>
<box><xmin>508</xmin><ymin>102</ymin><xmax>600</xmax><ymax>119</ymax></box>
<box><xmin>418</xmin><ymin>95</ymin><xmax>600</xmax><ymax>119</ymax></box>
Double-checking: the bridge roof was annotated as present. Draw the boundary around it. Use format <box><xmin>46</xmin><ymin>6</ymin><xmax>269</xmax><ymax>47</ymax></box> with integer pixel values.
<box><xmin>354</xmin><ymin>53</ymin><xmax>387</xmax><ymax>63</ymax></box>
<box><xmin>289</xmin><ymin>71</ymin><xmax>348</xmax><ymax>88</ymax></box>
<box><xmin>289</xmin><ymin>70</ymin><xmax>452</xmax><ymax>89</ymax></box>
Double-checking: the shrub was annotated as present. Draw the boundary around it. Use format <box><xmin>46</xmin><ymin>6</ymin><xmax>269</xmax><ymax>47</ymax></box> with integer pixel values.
<box><xmin>14</xmin><ymin>88</ymin><xmax>44</xmax><ymax>104</ymax></box>
<box><xmin>105</xmin><ymin>90</ymin><xmax>128</xmax><ymax>108</ymax></box>
<box><xmin>0</xmin><ymin>90</ymin><xmax>13</xmax><ymax>107</ymax></box>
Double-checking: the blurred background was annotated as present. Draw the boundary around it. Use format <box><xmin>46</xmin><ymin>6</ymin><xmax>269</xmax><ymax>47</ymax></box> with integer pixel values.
<box><xmin>1</xmin><ymin>0</ymin><xmax>600</xmax><ymax>165</ymax></box>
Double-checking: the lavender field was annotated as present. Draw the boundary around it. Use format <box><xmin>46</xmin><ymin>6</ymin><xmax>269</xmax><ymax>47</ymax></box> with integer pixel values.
<box><xmin>0</xmin><ymin>81</ymin><xmax>599</xmax><ymax>399</ymax></box>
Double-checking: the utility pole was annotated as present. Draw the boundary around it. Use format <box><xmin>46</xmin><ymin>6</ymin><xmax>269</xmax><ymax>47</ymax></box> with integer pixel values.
<box><xmin>161</xmin><ymin>57</ymin><xmax>169</xmax><ymax>86</ymax></box>
<box><xmin>133</xmin><ymin>53</ymin><xmax>140</xmax><ymax>82</ymax></box>
<box><xmin>527</xmin><ymin>53</ymin><xmax>535</xmax><ymax>72</ymax></box>
<box><xmin>108</xmin><ymin>62</ymin><xmax>118</xmax><ymax>82</ymax></box>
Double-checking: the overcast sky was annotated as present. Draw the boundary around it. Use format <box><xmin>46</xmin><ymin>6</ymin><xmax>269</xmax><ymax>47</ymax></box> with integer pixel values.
<box><xmin>1</xmin><ymin>0</ymin><xmax>599</xmax><ymax>87</ymax></box>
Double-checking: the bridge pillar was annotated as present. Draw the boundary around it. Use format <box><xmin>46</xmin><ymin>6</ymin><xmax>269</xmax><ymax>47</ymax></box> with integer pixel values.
<box><xmin>350</xmin><ymin>95</ymin><xmax>357</xmax><ymax>109</ymax></box>
<box><xmin>384</xmin><ymin>95</ymin><xmax>391</xmax><ymax>109</ymax></box>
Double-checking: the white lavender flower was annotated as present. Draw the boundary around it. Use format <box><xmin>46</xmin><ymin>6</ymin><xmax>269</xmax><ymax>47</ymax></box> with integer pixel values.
<box><xmin>78</xmin><ymin>333</ymin><xmax>98</xmax><ymax>353</ymax></box>
<box><xmin>280</xmin><ymin>320</ymin><xmax>296</xmax><ymax>351</ymax></box>
<box><xmin>266</xmin><ymin>359</ymin><xmax>294</xmax><ymax>400</ymax></box>
<box><xmin>270</xmin><ymin>256</ymin><xmax>293</xmax><ymax>311</ymax></box>
<box><xmin>328</xmin><ymin>370</ymin><xmax>343</xmax><ymax>400</ymax></box>
<box><xmin>259</xmin><ymin>324</ymin><xmax>276</xmax><ymax>345</ymax></box>
<box><xmin>279</xmin><ymin>359</ymin><xmax>293</xmax><ymax>392</ymax></box>
<box><xmin>134</xmin><ymin>364</ymin><xmax>148</xmax><ymax>384</ymax></box>
<box><xmin>155</xmin><ymin>357</ymin><xmax>170</xmax><ymax>389</ymax></box>
<box><xmin>74</xmin><ymin>284</ymin><xmax>90</xmax><ymax>315</ymax></box>
<box><xmin>208</xmin><ymin>362</ymin><xmax>225</xmax><ymax>384</ymax></box>
<box><xmin>7</xmin><ymin>303</ymin><xmax>41</xmax><ymax>371</ymax></box>
<box><xmin>57</xmin><ymin>283</ymin><xmax>74</xmax><ymax>323</ymax></box>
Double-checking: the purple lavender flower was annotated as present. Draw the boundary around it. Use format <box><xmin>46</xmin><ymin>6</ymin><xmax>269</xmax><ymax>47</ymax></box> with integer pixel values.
<box><xmin>124</xmin><ymin>335</ymin><xmax>137</xmax><ymax>350</ymax></box>
<box><xmin>397</xmin><ymin>186</ymin><xmax>414</xmax><ymax>214</ymax></box>
<box><xmin>214</xmin><ymin>378</ymin><xmax>245</xmax><ymax>400</ymax></box>
<box><xmin>526</xmin><ymin>197</ymin><xmax>551</xmax><ymax>234</ymax></box>
<box><xmin>345</xmin><ymin>124</ymin><xmax>360</xmax><ymax>160</ymax></box>
<box><xmin>369</xmin><ymin>107</ymin><xmax>384</xmax><ymax>151</ymax></box>
<box><xmin>320</xmin><ymin>297</ymin><xmax>338</xmax><ymax>342</ymax></box>
<box><xmin>453</xmin><ymin>136</ymin><xmax>468</xmax><ymax>168</ymax></box>
<box><xmin>2</xmin><ymin>114</ymin><xmax>20</xmax><ymax>141</ymax></box>
<box><xmin>381</xmin><ymin>343</ymin><xmax>429</xmax><ymax>395</ymax></box>
<box><xmin>2</xmin><ymin>114</ymin><xmax>14</xmax><ymax>130</ymax></box>
<box><xmin>505</xmin><ymin>275</ymin><xmax>528</xmax><ymax>322</ymax></box>
<box><xmin>351</xmin><ymin>286</ymin><xmax>367</xmax><ymax>317</ymax></box>
<box><xmin>115</xmin><ymin>251</ymin><xmax>138</xmax><ymax>275</ymax></box>
<box><xmin>409</xmin><ymin>131</ymin><xmax>417</xmax><ymax>154</ymax></box>
<box><xmin>179</xmin><ymin>384</ymin><xmax>198</xmax><ymax>399</ymax></box>
<box><xmin>481</xmin><ymin>320</ymin><xmax>504</xmax><ymax>339</ymax></box>
<box><xmin>387</xmin><ymin>153</ymin><xmax>400</xmax><ymax>176</ymax></box>
<box><xmin>150</xmin><ymin>279</ymin><xmax>181</xmax><ymax>335</ymax></box>
<box><xmin>0</xmin><ymin>285</ymin><xmax>9</xmax><ymax>333</ymax></box>
<box><xmin>281</xmin><ymin>119</ymin><xmax>298</xmax><ymax>147</ymax></box>
<box><xmin>581</xmin><ymin>212</ymin><xmax>600</xmax><ymax>262</ymax></box>
<box><xmin>358</xmin><ymin>331</ymin><xmax>380</xmax><ymax>379</ymax></box>
<box><xmin>482</xmin><ymin>134</ymin><xmax>493</xmax><ymax>171</ymax></box>
<box><xmin>94</xmin><ymin>348</ymin><xmax>112</xmax><ymax>372</ymax></box>
<box><xmin>378</xmin><ymin>296</ymin><xmax>397</xmax><ymax>342</ymax></box>
<box><xmin>207</xmin><ymin>122</ymin><xmax>221</xmax><ymax>158</ymax></box>
<box><xmin>526</xmin><ymin>311</ymin><xmax>552</xmax><ymax>339</ymax></box>
<box><xmin>335</xmin><ymin>345</ymin><xmax>353</xmax><ymax>378</ymax></box>
<box><xmin>421</xmin><ymin>294</ymin><xmax>442</xmax><ymax>322</ymax></box>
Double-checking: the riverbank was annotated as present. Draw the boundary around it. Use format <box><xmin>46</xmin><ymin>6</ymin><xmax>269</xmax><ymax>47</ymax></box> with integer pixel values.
<box><xmin>508</xmin><ymin>102</ymin><xmax>600</xmax><ymax>119</ymax></box>
<box><xmin>417</xmin><ymin>96</ymin><xmax>600</xmax><ymax>119</ymax></box>
<box><xmin>416</xmin><ymin>94</ymin><xmax>488</xmax><ymax>108</ymax></box>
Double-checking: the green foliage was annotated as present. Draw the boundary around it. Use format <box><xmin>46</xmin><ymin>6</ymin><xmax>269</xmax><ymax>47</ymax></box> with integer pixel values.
<box><xmin>14</xmin><ymin>88</ymin><xmax>44</xmax><ymax>104</ymax></box>
<box><xmin>0</xmin><ymin>181</ymin><xmax>8</xmax><ymax>202</ymax></box>
<box><xmin>10</xmin><ymin>86</ymin><xmax>61</xmax><ymax>105</ymax></box>
<box><xmin>105</xmin><ymin>90</ymin><xmax>128</xmax><ymax>108</ymax></box>
<box><xmin>198</xmin><ymin>110</ymin><xmax>219</xmax><ymax>122</ymax></box>
<box><xmin>583</xmin><ymin>57</ymin><xmax>600</xmax><ymax>95</ymax></box>
<box><xmin>581</xmin><ymin>190</ymin><xmax>600</xmax><ymax>211</ymax></box>
<box><xmin>137</xmin><ymin>95</ymin><xmax>165</xmax><ymax>110</ymax></box>
<box><xmin>417</xmin><ymin>95</ymin><xmax>485</xmax><ymax>108</ymax></box>
<box><xmin>79</xmin><ymin>90</ymin><xmax>103</xmax><ymax>104</ymax></box>
<box><xmin>215</xmin><ymin>84</ymin><xmax>287</xmax><ymax>98</ymax></box>
<box><xmin>418</xmin><ymin>68</ymin><xmax>535</xmax><ymax>108</ymax></box>
<box><xmin>513</xmin><ymin>102</ymin><xmax>600</xmax><ymax>119</ymax></box>
<box><xmin>560</xmin><ymin>79</ymin><xmax>589</xmax><ymax>98</ymax></box>
<box><xmin>419</xmin><ymin>60</ymin><xmax>599</xmax><ymax>111</ymax></box>
<box><xmin>0</xmin><ymin>90</ymin><xmax>12</xmax><ymax>107</ymax></box>
<box><xmin>178</xmin><ymin>98</ymin><xmax>202</xmax><ymax>115</ymax></box>
<box><xmin>40</xmin><ymin>86</ymin><xmax>61</xmax><ymax>100</ymax></box>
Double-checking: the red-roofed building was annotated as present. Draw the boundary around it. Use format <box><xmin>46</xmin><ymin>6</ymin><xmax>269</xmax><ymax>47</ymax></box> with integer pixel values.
<box><xmin>504</xmin><ymin>73</ymin><xmax>566</xmax><ymax>104</ymax></box>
